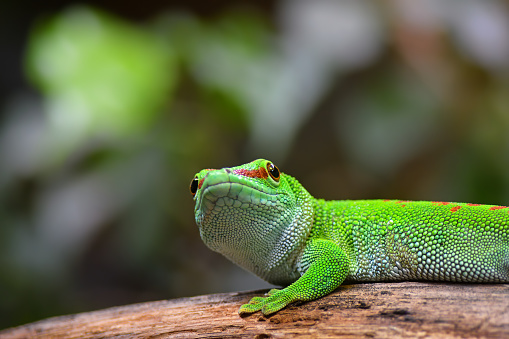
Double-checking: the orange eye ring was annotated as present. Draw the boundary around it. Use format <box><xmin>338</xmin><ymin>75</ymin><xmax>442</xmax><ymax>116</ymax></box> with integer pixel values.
<box><xmin>266</xmin><ymin>162</ymin><xmax>280</xmax><ymax>182</ymax></box>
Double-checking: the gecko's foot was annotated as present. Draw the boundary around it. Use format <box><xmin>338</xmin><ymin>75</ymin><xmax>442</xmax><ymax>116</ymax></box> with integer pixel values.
<box><xmin>238</xmin><ymin>289</ymin><xmax>294</xmax><ymax>316</ymax></box>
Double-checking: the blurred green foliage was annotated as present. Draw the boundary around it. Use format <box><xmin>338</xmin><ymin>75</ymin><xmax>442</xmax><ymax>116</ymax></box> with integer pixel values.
<box><xmin>25</xmin><ymin>7</ymin><xmax>177</xmax><ymax>156</ymax></box>
<box><xmin>1</xmin><ymin>0</ymin><xmax>509</xmax><ymax>330</ymax></box>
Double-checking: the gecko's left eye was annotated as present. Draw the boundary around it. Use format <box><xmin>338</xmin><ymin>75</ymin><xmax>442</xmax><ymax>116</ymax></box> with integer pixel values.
<box><xmin>190</xmin><ymin>176</ymin><xmax>199</xmax><ymax>196</ymax></box>
<box><xmin>267</xmin><ymin>162</ymin><xmax>280</xmax><ymax>182</ymax></box>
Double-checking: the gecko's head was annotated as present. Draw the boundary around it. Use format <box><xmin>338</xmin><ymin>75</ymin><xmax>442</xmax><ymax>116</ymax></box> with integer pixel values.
<box><xmin>189</xmin><ymin>159</ymin><xmax>313</xmax><ymax>282</ymax></box>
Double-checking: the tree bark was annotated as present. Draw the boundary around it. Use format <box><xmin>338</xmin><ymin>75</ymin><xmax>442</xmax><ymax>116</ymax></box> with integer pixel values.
<box><xmin>2</xmin><ymin>282</ymin><xmax>509</xmax><ymax>338</ymax></box>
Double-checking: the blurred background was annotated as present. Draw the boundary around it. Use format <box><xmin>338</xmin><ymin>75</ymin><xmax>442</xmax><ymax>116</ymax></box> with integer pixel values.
<box><xmin>2</xmin><ymin>0</ymin><xmax>509</xmax><ymax>330</ymax></box>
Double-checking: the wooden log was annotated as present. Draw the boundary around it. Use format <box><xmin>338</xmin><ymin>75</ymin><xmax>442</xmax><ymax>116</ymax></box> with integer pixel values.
<box><xmin>2</xmin><ymin>282</ymin><xmax>509</xmax><ymax>338</ymax></box>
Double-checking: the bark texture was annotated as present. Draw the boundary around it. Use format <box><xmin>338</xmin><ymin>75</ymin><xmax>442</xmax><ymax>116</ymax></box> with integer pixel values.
<box><xmin>2</xmin><ymin>282</ymin><xmax>509</xmax><ymax>338</ymax></box>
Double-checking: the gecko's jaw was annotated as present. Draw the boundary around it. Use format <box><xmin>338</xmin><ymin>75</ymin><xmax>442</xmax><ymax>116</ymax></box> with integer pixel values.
<box><xmin>195</xmin><ymin>181</ymin><xmax>275</xmax><ymax>228</ymax></box>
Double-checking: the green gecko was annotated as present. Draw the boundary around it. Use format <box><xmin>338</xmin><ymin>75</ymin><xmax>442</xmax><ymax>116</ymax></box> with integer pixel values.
<box><xmin>189</xmin><ymin>159</ymin><xmax>509</xmax><ymax>315</ymax></box>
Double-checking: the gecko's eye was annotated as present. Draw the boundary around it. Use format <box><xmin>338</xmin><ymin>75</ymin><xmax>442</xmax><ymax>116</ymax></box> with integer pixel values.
<box><xmin>267</xmin><ymin>162</ymin><xmax>280</xmax><ymax>182</ymax></box>
<box><xmin>190</xmin><ymin>176</ymin><xmax>199</xmax><ymax>196</ymax></box>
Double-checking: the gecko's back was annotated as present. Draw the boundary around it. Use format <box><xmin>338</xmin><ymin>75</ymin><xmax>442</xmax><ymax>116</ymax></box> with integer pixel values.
<box><xmin>313</xmin><ymin>199</ymin><xmax>509</xmax><ymax>283</ymax></box>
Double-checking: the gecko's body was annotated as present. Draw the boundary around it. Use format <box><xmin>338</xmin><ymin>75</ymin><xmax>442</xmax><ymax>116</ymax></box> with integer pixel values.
<box><xmin>190</xmin><ymin>159</ymin><xmax>509</xmax><ymax>315</ymax></box>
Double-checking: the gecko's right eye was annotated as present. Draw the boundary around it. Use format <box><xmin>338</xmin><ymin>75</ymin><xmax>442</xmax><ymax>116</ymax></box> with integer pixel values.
<box><xmin>190</xmin><ymin>176</ymin><xmax>199</xmax><ymax>196</ymax></box>
<box><xmin>267</xmin><ymin>162</ymin><xmax>280</xmax><ymax>182</ymax></box>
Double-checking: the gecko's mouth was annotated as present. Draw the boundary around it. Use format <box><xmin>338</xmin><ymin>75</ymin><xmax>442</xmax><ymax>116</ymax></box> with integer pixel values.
<box><xmin>194</xmin><ymin>170</ymin><xmax>280</xmax><ymax>229</ymax></box>
<box><xmin>197</xmin><ymin>182</ymin><xmax>277</xmax><ymax>220</ymax></box>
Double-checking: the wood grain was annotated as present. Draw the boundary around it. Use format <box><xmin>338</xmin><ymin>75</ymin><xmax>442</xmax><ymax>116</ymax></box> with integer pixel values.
<box><xmin>2</xmin><ymin>282</ymin><xmax>509</xmax><ymax>338</ymax></box>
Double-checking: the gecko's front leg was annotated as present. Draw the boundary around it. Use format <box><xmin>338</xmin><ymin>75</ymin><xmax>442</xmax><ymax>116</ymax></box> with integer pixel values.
<box><xmin>239</xmin><ymin>239</ymin><xmax>350</xmax><ymax>315</ymax></box>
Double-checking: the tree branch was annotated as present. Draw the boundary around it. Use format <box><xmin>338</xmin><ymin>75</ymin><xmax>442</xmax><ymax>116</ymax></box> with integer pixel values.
<box><xmin>2</xmin><ymin>282</ymin><xmax>509</xmax><ymax>338</ymax></box>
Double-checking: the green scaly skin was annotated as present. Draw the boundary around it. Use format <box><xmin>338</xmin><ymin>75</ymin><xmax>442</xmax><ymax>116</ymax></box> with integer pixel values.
<box><xmin>190</xmin><ymin>159</ymin><xmax>509</xmax><ymax>315</ymax></box>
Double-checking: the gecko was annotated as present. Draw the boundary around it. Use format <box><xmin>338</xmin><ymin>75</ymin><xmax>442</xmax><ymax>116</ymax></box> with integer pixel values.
<box><xmin>189</xmin><ymin>159</ymin><xmax>509</xmax><ymax>315</ymax></box>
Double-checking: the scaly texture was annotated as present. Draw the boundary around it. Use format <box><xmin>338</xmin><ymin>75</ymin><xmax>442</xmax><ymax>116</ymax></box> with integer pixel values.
<box><xmin>190</xmin><ymin>159</ymin><xmax>509</xmax><ymax>315</ymax></box>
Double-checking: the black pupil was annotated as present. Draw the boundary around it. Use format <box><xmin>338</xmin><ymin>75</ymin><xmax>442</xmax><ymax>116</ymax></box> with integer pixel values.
<box><xmin>190</xmin><ymin>177</ymin><xmax>199</xmax><ymax>194</ymax></box>
<box><xmin>269</xmin><ymin>164</ymin><xmax>279</xmax><ymax>179</ymax></box>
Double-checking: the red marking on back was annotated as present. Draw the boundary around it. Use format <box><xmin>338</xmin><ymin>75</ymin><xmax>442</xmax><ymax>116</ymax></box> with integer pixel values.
<box><xmin>198</xmin><ymin>178</ymin><xmax>205</xmax><ymax>189</ymax></box>
<box><xmin>450</xmin><ymin>206</ymin><xmax>461</xmax><ymax>212</ymax></box>
<box><xmin>489</xmin><ymin>206</ymin><xmax>508</xmax><ymax>210</ymax></box>
<box><xmin>395</xmin><ymin>200</ymin><xmax>410</xmax><ymax>207</ymax></box>
<box><xmin>233</xmin><ymin>167</ymin><xmax>268</xmax><ymax>179</ymax></box>
<box><xmin>467</xmin><ymin>203</ymin><xmax>481</xmax><ymax>206</ymax></box>
<box><xmin>432</xmin><ymin>201</ymin><xmax>450</xmax><ymax>205</ymax></box>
